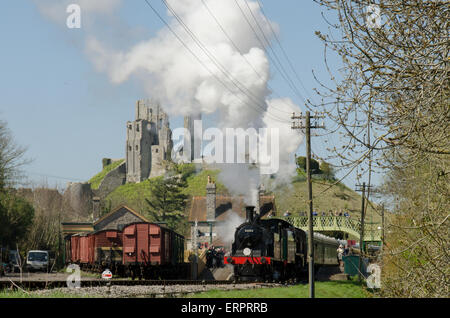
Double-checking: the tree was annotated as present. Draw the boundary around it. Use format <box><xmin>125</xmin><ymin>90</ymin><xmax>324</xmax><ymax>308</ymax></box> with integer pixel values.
<box><xmin>145</xmin><ymin>175</ymin><xmax>188</xmax><ymax>231</ymax></box>
<box><xmin>312</xmin><ymin>0</ymin><xmax>448</xmax><ymax>175</ymax></box>
<box><xmin>381</xmin><ymin>152</ymin><xmax>449</xmax><ymax>297</ymax></box>
<box><xmin>15</xmin><ymin>187</ymin><xmax>63</xmax><ymax>252</ymax></box>
<box><xmin>0</xmin><ymin>120</ymin><xmax>29</xmax><ymax>190</ymax></box>
<box><xmin>312</xmin><ymin>0</ymin><xmax>449</xmax><ymax>297</ymax></box>
<box><xmin>296</xmin><ymin>156</ymin><xmax>320</xmax><ymax>174</ymax></box>
<box><xmin>0</xmin><ymin>120</ymin><xmax>34</xmax><ymax>249</ymax></box>
<box><xmin>320</xmin><ymin>161</ymin><xmax>335</xmax><ymax>180</ymax></box>
<box><xmin>0</xmin><ymin>193</ymin><xmax>34</xmax><ymax>248</ymax></box>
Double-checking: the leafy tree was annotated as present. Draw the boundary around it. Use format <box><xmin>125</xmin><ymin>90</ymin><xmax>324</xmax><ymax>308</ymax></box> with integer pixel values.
<box><xmin>313</xmin><ymin>0</ymin><xmax>449</xmax><ymax>297</ymax></box>
<box><xmin>176</xmin><ymin>163</ymin><xmax>197</xmax><ymax>180</ymax></box>
<box><xmin>0</xmin><ymin>193</ymin><xmax>34</xmax><ymax>247</ymax></box>
<box><xmin>296</xmin><ymin>156</ymin><xmax>320</xmax><ymax>174</ymax></box>
<box><xmin>320</xmin><ymin>162</ymin><xmax>335</xmax><ymax>180</ymax></box>
<box><xmin>145</xmin><ymin>175</ymin><xmax>188</xmax><ymax>231</ymax></box>
<box><xmin>0</xmin><ymin>120</ymin><xmax>34</xmax><ymax>249</ymax></box>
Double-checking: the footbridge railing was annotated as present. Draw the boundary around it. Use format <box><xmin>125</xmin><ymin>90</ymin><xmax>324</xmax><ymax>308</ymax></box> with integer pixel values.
<box><xmin>281</xmin><ymin>216</ymin><xmax>382</xmax><ymax>242</ymax></box>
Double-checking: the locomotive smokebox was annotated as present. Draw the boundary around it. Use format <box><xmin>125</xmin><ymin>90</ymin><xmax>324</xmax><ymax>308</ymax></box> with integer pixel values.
<box><xmin>246</xmin><ymin>206</ymin><xmax>255</xmax><ymax>223</ymax></box>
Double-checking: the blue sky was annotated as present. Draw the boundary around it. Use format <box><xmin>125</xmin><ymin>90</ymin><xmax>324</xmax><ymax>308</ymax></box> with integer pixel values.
<box><xmin>0</xmin><ymin>0</ymin><xmax>382</xmax><ymax>191</ymax></box>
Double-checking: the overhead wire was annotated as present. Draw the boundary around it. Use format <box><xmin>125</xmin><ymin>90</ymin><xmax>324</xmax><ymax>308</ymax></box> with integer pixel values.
<box><xmin>161</xmin><ymin>0</ymin><xmax>292</xmax><ymax>123</ymax></box>
<box><xmin>256</xmin><ymin>0</ymin><xmax>317</xmax><ymax>105</ymax></box>
<box><xmin>143</xmin><ymin>0</ymin><xmax>290</xmax><ymax>124</ymax></box>
<box><xmin>27</xmin><ymin>171</ymin><xmax>85</xmax><ymax>182</ymax></box>
<box><xmin>200</xmin><ymin>0</ymin><xmax>297</xmax><ymax>115</ymax></box>
<box><xmin>235</xmin><ymin>0</ymin><xmax>308</xmax><ymax>106</ymax></box>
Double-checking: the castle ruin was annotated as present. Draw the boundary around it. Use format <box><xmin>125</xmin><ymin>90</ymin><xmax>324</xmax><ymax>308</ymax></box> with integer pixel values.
<box><xmin>126</xmin><ymin>99</ymin><xmax>173</xmax><ymax>183</ymax></box>
<box><xmin>183</xmin><ymin>113</ymin><xmax>202</xmax><ymax>162</ymax></box>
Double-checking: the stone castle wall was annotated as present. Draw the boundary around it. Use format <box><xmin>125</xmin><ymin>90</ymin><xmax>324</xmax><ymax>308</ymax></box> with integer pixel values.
<box><xmin>96</xmin><ymin>161</ymin><xmax>126</xmax><ymax>198</ymax></box>
<box><xmin>126</xmin><ymin>99</ymin><xmax>172</xmax><ymax>183</ymax></box>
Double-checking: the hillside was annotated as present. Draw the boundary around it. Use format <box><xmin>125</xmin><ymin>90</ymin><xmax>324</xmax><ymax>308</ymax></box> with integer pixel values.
<box><xmin>272</xmin><ymin>176</ymin><xmax>381</xmax><ymax>223</ymax></box>
<box><xmin>88</xmin><ymin>159</ymin><xmax>125</xmax><ymax>190</ymax></box>
<box><xmin>102</xmin><ymin>168</ymin><xmax>225</xmax><ymax>212</ymax></box>
<box><xmin>89</xmin><ymin>164</ymin><xmax>380</xmax><ymax>237</ymax></box>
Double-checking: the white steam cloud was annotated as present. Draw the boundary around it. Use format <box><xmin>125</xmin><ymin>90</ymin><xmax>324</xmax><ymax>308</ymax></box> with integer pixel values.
<box><xmin>35</xmin><ymin>0</ymin><xmax>304</xmax><ymax>197</ymax></box>
<box><xmin>215</xmin><ymin>211</ymin><xmax>245</xmax><ymax>248</ymax></box>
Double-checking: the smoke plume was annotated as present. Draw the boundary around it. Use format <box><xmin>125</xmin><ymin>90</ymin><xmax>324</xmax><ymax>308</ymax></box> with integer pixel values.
<box><xmin>215</xmin><ymin>211</ymin><xmax>245</xmax><ymax>248</ymax></box>
<box><xmin>36</xmin><ymin>0</ymin><xmax>304</xmax><ymax>196</ymax></box>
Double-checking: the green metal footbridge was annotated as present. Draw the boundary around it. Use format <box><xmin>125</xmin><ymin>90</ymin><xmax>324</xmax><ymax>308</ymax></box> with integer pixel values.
<box><xmin>282</xmin><ymin>215</ymin><xmax>382</xmax><ymax>242</ymax></box>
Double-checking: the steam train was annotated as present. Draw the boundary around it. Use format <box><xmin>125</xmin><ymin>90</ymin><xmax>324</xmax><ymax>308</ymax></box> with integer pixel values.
<box><xmin>224</xmin><ymin>206</ymin><xmax>343</xmax><ymax>281</ymax></box>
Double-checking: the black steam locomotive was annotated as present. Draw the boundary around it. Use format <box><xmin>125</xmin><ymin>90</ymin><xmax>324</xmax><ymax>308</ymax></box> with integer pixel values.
<box><xmin>224</xmin><ymin>206</ymin><xmax>342</xmax><ymax>281</ymax></box>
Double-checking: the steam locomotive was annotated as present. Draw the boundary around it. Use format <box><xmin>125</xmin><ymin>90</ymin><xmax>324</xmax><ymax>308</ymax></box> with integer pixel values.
<box><xmin>224</xmin><ymin>206</ymin><xmax>342</xmax><ymax>281</ymax></box>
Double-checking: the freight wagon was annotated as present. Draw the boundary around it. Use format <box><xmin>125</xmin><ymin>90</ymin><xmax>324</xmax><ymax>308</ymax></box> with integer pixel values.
<box><xmin>66</xmin><ymin>222</ymin><xmax>187</xmax><ymax>279</ymax></box>
<box><xmin>122</xmin><ymin>222</ymin><xmax>185</xmax><ymax>280</ymax></box>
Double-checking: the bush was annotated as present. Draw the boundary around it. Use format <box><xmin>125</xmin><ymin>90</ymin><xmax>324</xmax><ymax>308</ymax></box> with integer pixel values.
<box><xmin>296</xmin><ymin>156</ymin><xmax>321</xmax><ymax>175</ymax></box>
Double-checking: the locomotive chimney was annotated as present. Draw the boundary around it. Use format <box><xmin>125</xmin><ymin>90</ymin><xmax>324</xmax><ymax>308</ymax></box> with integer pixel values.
<box><xmin>255</xmin><ymin>184</ymin><xmax>265</xmax><ymax>215</ymax></box>
<box><xmin>246</xmin><ymin>206</ymin><xmax>255</xmax><ymax>223</ymax></box>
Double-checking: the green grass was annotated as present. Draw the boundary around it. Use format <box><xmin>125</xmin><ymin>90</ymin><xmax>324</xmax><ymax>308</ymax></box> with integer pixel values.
<box><xmin>272</xmin><ymin>178</ymin><xmax>380</xmax><ymax>223</ymax></box>
<box><xmin>89</xmin><ymin>159</ymin><xmax>125</xmax><ymax>190</ymax></box>
<box><xmin>189</xmin><ymin>280</ymin><xmax>369</xmax><ymax>298</ymax></box>
<box><xmin>103</xmin><ymin>167</ymin><xmax>229</xmax><ymax>215</ymax></box>
<box><xmin>0</xmin><ymin>290</ymin><xmax>92</xmax><ymax>298</ymax></box>
<box><xmin>182</xmin><ymin>168</ymin><xmax>228</xmax><ymax>197</ymax></box>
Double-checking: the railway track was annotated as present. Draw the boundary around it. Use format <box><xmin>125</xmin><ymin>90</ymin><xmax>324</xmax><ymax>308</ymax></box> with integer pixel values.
<box><xmin>0</xmin><ymin>279</ymin><xmax>258</xmax><ymax>291</ymax></box>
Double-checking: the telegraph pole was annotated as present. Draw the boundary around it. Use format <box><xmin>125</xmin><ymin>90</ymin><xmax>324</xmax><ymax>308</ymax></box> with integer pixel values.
<box><xmin>292</xmin><ymin>111</ymin><xmax>324</xmax><ymax>298</ymax></box>
<box><xmin>355</xmin><ymin>182</ymin><xmax>373</xmax><ymax>281</ymax></box>
<box><xmin>357</xmin><ymin>182</ymin><xmax>365</xmax><ymax>282</ymax></box>
<box><xmin>192</xmin><ymin>220</ymin><xmax>198</xmax><ymax>280</ymax></box>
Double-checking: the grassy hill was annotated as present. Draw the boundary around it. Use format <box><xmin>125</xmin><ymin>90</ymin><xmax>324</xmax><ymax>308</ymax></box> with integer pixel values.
<box><xmin>102</xmin><ymin>166</ymin><xmax>229</xmax><ymax>213</ymax></box>
<box><xmin>89</xmin><ymin>164</ymin><xmax>380</xmax><ymax>236</ymax></box>
<box><xmin>272</xmin><ymin>176</ymin><xmax>380</xmax><ymax>222</ymax></box>
<box><xmin>88</xmin><ymin>159</ymin><xmax>125</xmax><ymax>190</ymax></box>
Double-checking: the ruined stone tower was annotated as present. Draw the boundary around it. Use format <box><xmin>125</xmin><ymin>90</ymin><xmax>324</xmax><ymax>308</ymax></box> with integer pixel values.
<box><xmin>183</xmin><ymin>113</ymin><xmax>202</xmax><ymax>162</ymax></box>
<box><xmin>126</xmin><ymin>99</ymin><xmax>173</xmax><ymax>183</ymax></box>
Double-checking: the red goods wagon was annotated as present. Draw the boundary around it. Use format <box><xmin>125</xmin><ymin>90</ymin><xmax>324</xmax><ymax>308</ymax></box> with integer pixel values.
<box><xmin>123</xmin><ymin>223</ymin><xmax>166</xmax><ymax>265</ymax></box>
<box><xmin>79</xmin><ymin>234</ymin><xmax>95</xmax><ymax>264</ymax></box>
<box><xmin>122</xmin><ymin>222</ymin><xmax>186</xmax><ymax>279</ymax></box>
<box><xmin>88</xmin><ymin>234</ymin><xmax>95</xmax><ymax>264</ymax></box>
<box><xmin>93</xmin><ymin>230</ymin><xmax>123</xmax><ymax>267</ymax></box>
<box><xmin>65</xmin><ymin>237</ymin><xmax>72</xmax><ymax>264</ymax></box>
<box><xmin>70</xmin><ymin>235</ymin><xmax>80</xmax><ymax>263</ymax></box>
